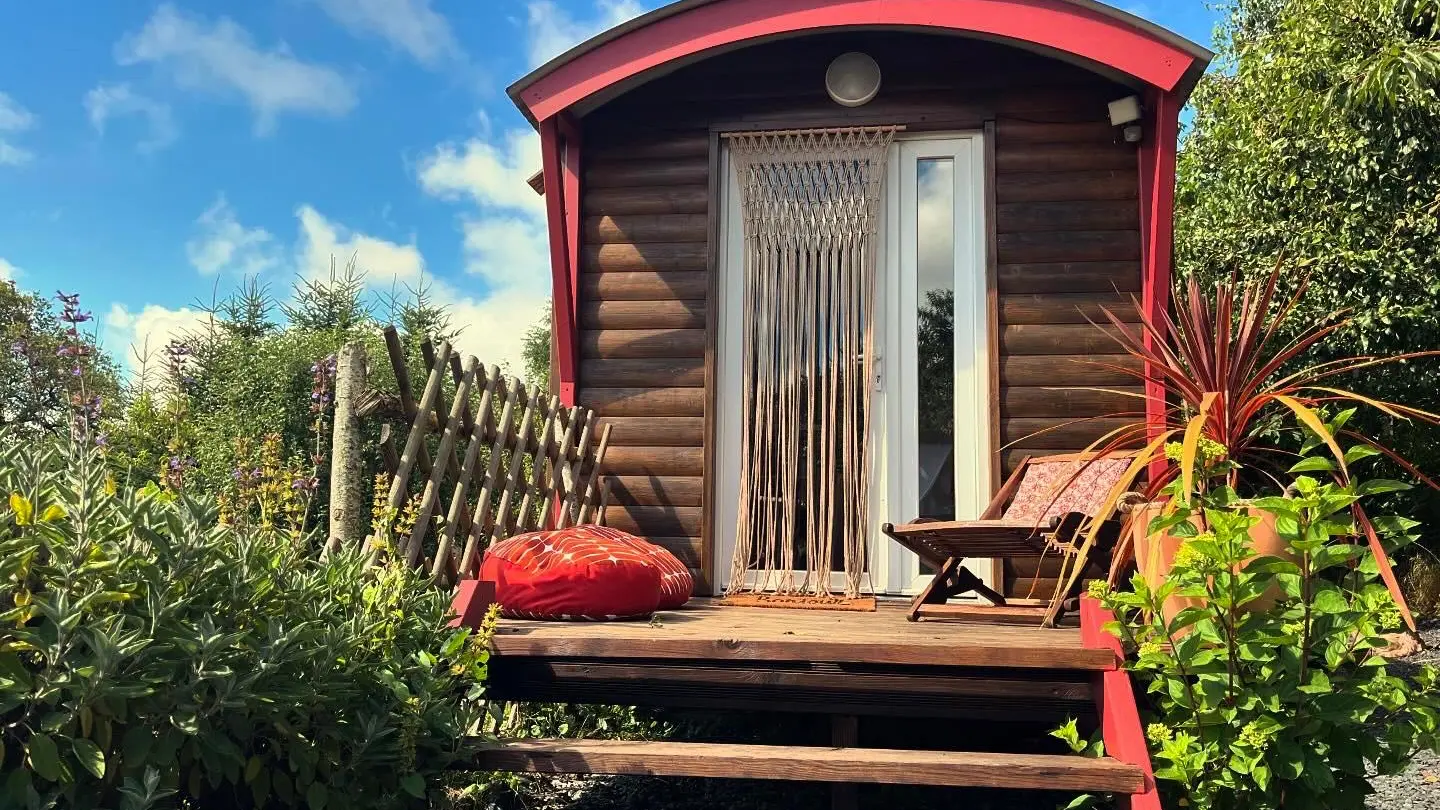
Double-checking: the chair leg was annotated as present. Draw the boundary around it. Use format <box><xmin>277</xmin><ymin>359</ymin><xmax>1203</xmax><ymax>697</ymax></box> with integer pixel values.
<box><xmin>907</xmin><ymin>557</ymin><xmax>962</xmax><ymax>621</ymax></box>
<box><xmin>952</xmin><ymin>567</ymin><xmax>1008</xmax><ymax>607</ymax></box>
<box><xmin>908</xmin><ymin>560</ymin><xmax>1011</xmax><ymax>621</ymax></box>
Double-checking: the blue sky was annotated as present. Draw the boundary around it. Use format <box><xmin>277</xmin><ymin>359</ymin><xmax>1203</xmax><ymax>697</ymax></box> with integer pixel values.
<box><xmin>0</xmin><ymin>0</ymin><xmax>1219</xmax><ymax>375</ymax></box>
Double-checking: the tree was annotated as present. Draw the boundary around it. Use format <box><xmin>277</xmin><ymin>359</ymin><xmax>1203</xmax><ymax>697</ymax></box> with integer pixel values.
<box><xmin>0</xmin><ymin>282</ymin><xmax>120</xmax><ymax>439</ymax></box>
<box><xmin>521</xmin><ymin>301</ymin><xmax>552</xmax><ymax>391</ymax></box>
<box><xmin>1176</xmin><ymin>0</ymin><xmax>1440</xmax><ymax>532</ymax></box>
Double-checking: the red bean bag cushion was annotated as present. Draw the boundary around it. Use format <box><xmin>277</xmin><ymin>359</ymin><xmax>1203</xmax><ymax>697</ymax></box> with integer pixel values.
<box><xmin>577</xmin><ymin>526</ymin><xmax>693</xmax><ymax>610</ymax></box>
<box><xmin>480</xmin><ymin>526</ymin><xmax>691</xmax><ymax>620</ymax></box>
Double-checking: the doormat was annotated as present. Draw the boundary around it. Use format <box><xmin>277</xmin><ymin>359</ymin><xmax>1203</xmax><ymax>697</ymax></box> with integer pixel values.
<box><xmin>717</xmin><ymin>593</ymin><xmax>878</xmax><ymax>612</ymax></box>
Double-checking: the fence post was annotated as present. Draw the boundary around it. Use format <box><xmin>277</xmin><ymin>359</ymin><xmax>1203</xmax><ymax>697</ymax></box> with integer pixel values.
<box><xmin>326</xmin><ymin>342</ymin><xmax>367</xmax><ymax>556</ymax></box>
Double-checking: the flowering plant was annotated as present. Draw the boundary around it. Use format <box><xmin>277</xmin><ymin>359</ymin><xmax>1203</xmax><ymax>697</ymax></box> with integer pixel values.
<box><xmin>1089</xmin><ymin>429</ymin><xmax>1440</xmax><ymax>809</ymax></box>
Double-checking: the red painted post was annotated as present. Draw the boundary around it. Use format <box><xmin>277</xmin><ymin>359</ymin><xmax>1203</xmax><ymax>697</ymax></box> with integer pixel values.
<box><xmin>558</xmin><ymin>113</ymin><xmax>583</xmax><ymax>342</ymax></box>
<box><xmin>540</xmin><ymin>118</ymin><xmax>579</xmax><ymax>407</ymax></box>
<box><xmin>1140</xmin><ymin>90</ymin><xmax>1182</xmax><ymax>481</ymax></box>
<box><xmin>1081</xmin><ymin>596</ymin><xmax>1162</xmax><ymax>810</ymax></box>
<box><xmin>449</xmin><ymin>579</ymin><xmax>498</xmax><ymax>629</ymax></box>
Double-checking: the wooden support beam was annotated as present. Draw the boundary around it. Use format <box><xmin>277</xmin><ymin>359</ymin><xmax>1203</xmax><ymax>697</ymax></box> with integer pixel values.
<box><xmin>471</xmin><ymin>740</ymin><xmax>1146</xmax><ymax>794</ymax></box>
<box><xmin>831</xmin><ymin>716</ymin><xmax>859</xmax><ymax>810</ymax></box>
<box><xmin>325</xmin><ymin>342</ymin><xmax>366</xmax><ymax>556</ymax></box>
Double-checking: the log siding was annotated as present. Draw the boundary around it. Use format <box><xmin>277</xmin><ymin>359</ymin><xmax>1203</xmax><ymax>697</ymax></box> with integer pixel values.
<box><xmin>576</xmin><ymin>32</ymin><xmax>1143</xmax><ymax>598</ymax></box>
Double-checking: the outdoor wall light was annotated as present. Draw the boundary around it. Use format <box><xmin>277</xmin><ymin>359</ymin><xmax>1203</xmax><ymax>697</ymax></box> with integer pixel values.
<box><xmin>826</xmin><ymin>52</ymin><xmax>882</xmax><ymax>107</ymax></box>
<box><xmin>1108</xmin><ymin>94</ymin><xmax>1144</xmax><ymax>143</ymax></box>
<box><xmin>1108</xmin><ymin>94</ymin><xmax>1143</xmax><ymax>126</ymax></box>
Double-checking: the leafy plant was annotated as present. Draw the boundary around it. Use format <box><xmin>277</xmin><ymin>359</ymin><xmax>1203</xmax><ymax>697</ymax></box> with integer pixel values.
<box><xmin>1089</xmin><ymin>436</ymin><xmax>1440</xmax><ymax>809</ymax></box>
<box><xmin>1056</xmin><ymin>267</ymin><xmax>1440</xmax><ymax>628</ymax></box>
<box><xmin>1</xmin><ymin>285</ymin><xmax>120</xmax><ymax>441</ymax></box>
<box><xmin>0</xmin><ymin>432</ymin><xmax>495</xmax><ymax>809</ymax></box>
<box><xmin>1176</xmin><ymin>0</ymin><xmax>1440</xmax><ymax>545</ymax></box>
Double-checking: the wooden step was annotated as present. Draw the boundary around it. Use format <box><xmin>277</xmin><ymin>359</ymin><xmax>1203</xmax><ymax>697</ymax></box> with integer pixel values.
<box><xmin>473</xmin><ymin>739</ymin><xmax>1146</xmax><ymax>794</ymax></box>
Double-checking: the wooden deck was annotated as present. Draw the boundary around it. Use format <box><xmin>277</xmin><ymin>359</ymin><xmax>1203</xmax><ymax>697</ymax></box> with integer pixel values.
<box><xmin>478</xmin><ymin>599</ymin><xmax>1160</xmax><ymax>807</ymax></box>
<box><xmin>492</xmin><ymin>598</ymin><xmax>1113</xmax><ymax>670</ymax></box>
<box><xmin>488</xmin><ymin>599</ymin><xmax>1116</xmax><ymax>721</ymax></box>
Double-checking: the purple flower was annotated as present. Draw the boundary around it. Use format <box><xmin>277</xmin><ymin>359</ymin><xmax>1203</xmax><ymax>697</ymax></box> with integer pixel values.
<box><xmin>291</xmin><ymin>476</ymin><xmax>319</xmax><ymax>493</ymax></box>
<box><xmin>9</xmin><ymin>341</ymin><xmax>25</xmax><ymax>355</ymax></box>
<box><xmin>94</xmin><ymin>434</ymin><xmax>108</xmax><ymax>448</ymax></box>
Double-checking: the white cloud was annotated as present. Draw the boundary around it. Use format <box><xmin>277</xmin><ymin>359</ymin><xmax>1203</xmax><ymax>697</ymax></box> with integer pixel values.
<box><xmin>0</xmin><ymin>91</ymin><xmax>36</xmax><ymax>166</ymax></box>
<box><xmin>0</xmin><ymin>257</ymin><xmax>19</xmax><ymax>282</ymax></box>
<box><xmin>443</xmin><ymin>286</ymin><xmax>550</xmax><ymax>378</ymax></box>
<box><xmin>417</xmin><ymin>125</ymin><xmax>548</xmax><ymax>291</ymax></box>
<box><xmin>116</xmin><ymin>4</ymin><xmax>356</xmax><ymax>135</ymax></box>
<box><xmin>0</xmin><ymin>91</ymin><xmax>35</xmax><ymax>131</ymax></box>
<box><xmin>525</xmin><ymin>0</ymin><xmax>646</xmax><ymax>67</ymax></box>
<box><xmin>418</xmin><ymin>126</ymin><xmax>544</xmax><ymax>216</ymax></box>
<box><xmin>84</xmin><ymin>83</ymin><xmax>178</xmax><ymax>153</ymax></box>
<box><xmin>416</xmin><ymin>120</ymin><xmax>551</xmax><ymax>372</ymax></box>
<box><xmin>456</xmin><ymin>215</ymin><xmax>549</xmax><ymax>293</ymax></box>
<box><xmin>104</xmin><ymin>302</ymin><xmax>212</xmax><ymax>373</ymax></box>
<box><xmin>187</xmin><ymin>195</ymin><xmax>279</xmax><ymax>275</ymax></box>
<box><xmin>295</xmin><ymin>205</ymin><xmax>425</xmax><ymax>286</ymax></box>
<box><xmin>312</xmin><ymin>0</ymin><xmax>460</xmax><ymax>66</ymax></box>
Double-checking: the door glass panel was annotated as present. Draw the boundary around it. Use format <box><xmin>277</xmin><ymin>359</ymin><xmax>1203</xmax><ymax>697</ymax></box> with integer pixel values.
<box><xmin>915</xmin><ymin>157</ymin><xmax>955</xmax><ymax>524</ymax></box>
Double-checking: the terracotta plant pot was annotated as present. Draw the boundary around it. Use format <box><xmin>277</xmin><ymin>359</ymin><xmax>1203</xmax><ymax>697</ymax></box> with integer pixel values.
<box><xmin>1132</xmin><ymin>502</ymin><xmax>1291</xmax><ymax>626</ymax></box>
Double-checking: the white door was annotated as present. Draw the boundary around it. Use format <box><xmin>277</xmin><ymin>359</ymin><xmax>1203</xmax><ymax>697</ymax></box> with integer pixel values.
<box><xmin>874</xmin><ymin>135</ymin><xmax>994</xmax><ymax>594</ymax></box>
<box><xmin>715</xmin><ymin>133</ymin><xmax>993</xmax><ymax>596</ymax></box>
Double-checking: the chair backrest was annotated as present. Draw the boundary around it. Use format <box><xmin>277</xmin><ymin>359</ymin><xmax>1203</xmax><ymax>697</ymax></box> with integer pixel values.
<box><xmin>1001</xmin><ymin>453</ymin><xmax>1133</xmax><ymax>525</ymax></box>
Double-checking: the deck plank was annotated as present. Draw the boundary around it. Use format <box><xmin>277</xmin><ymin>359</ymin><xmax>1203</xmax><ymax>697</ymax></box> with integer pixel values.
<box><xmin>473</xmin><ymin>739</ymin><xmax>1146</xmax><ymax>793</ymax></box>
<box><xmin>491</xmin><ymin>600</ymin><xmax>1114</xmax><ymax>671</ymax></box>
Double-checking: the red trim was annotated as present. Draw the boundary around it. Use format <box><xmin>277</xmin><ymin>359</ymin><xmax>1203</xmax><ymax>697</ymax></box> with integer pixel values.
<box><xmin>1140</xmin><ymin>91</ymin><xmax>1180</xmax><ymax>480</ymax></box>
<box><xmin>541</xmin><ymin>118</ymin><xmax>579</xmax><ymax>407</ymax></box>
<box><xmin>517</xmin><ymin>0</ymin><xmax>1202</xmax><ymax>123</ymax></box>
<box><xmin>1081</xmin><ymin>596</ymin><xmax>1162</xmax><ymax>809</ymax></box>
<box><xmin>560</xmin><ymin>114</ymin><xmax>583</xmax><ymax>346</ymax></box>
<box><xmin>449</xmin><ymin>579</ymin><xmax>497</xmax><ymax>628</ymax></box>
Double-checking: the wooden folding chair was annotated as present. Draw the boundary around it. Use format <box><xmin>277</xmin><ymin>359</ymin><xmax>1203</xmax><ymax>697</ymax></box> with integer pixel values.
<box><xmin>882</xmin><ymin>451</ymin><xmax>1134</xmax><ymax>627</ymax></box>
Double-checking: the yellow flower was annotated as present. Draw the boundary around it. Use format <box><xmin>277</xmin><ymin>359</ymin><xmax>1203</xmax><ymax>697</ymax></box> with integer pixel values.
<box><xmin>1087</xmin><ymin>579</ymin><xmax>1111</xmax><ymax>600</ymax></box>
<box><xmin>1238</xmin><ymin>720</ymin><xmax>1274</xmax><ymax>750</ymax></box>
<box><xmin>1146</xmin><ymin>723</ymin><xmax>1174</xmax><ymax>743</ymax></box>
<box><xmin>1171</xmin><ymin>539</ymin><xmax>1216</xmax><ymax>573</ymax></box>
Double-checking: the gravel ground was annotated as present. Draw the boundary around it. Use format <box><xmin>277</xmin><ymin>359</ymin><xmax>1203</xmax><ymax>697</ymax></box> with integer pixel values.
<box><xmin>1368</xmin><ymin>624</ymin><xmax>1440</xmax><ymax>809</ymax></box>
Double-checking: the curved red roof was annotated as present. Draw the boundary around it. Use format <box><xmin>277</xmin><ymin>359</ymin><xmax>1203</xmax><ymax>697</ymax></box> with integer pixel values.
<box><xmin>508</xmin><ymin>0</ymin><xmax>1213</xmax><ymax>125</ymax></box>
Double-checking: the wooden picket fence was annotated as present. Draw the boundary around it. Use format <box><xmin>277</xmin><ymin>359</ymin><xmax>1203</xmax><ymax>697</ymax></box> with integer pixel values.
<box><xmin>326</xmin><ymin>326</ymin><xmax>611</xmax><ymax>587</ymax></box>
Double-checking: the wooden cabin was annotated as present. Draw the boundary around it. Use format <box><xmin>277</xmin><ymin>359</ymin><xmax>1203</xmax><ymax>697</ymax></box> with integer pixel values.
<box><xmin>478</xmin><ymin>2</ymin><xmax>1213</xmax><ymax>806</ymax></box>
<box><xmin>518</xmin><ymin>0</ymin><xmax>1209</xmax><ymax>602</ymax></box>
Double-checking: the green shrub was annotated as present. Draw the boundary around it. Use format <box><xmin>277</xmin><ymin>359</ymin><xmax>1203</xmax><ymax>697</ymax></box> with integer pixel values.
<box><xmin>1091</xmin><ymin>434</ymin><xmax>1440</xmax><ymax>809</ymax></box>
<box><xmin>1176</xmin><ymin>0</ymin><xmax>1440</xmax><ymax>539</ymax></box>
<box><xmin>0</xmin><ymin>433</ymin><xmax>494</xmax><ymax>809</ymax></box>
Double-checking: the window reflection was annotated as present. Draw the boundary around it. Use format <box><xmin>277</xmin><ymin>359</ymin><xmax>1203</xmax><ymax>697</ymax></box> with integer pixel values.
<box><xmin>915</xmin><ymin>157</ymin><xmax>955</xmax><ymax>522</ymax></box>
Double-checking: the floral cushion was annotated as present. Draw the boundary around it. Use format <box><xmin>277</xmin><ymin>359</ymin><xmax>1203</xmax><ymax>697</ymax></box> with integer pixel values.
<box><xmin>1002</xmin><ymin>456</ymin><xmax>1130</xmax><ymax>525</ymax></box>
<box><xmin>479</xmin><ymin>525</ymin><xmax>691</xmax><ymax>620</ymax></box>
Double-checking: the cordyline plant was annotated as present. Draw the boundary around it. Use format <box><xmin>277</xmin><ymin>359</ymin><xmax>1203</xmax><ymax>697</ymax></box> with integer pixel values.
<box><xmin>1049</xmin><ymin>266</ymin><xmax>1440</xmax><ymax>630</ymax></box>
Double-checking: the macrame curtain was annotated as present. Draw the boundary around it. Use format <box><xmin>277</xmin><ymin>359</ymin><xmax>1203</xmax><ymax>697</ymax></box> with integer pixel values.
<box><xmin>725</xmin><ymin>126</ymin><xmax>897</xmax><ymax>599</ymax></box>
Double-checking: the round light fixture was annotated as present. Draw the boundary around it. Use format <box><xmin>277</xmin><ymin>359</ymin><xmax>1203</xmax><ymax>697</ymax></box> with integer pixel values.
<box><xmin>825</xmin><ymin>52</ymin><xmax>881</xmax><ymax>107</ymax></box>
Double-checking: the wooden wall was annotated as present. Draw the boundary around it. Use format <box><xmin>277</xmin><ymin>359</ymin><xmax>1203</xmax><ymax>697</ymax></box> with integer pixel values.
<box><xmin>576</xmin><ymin>32</ymin><xmax>1144</xmax><ymax>597</ymax></box>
